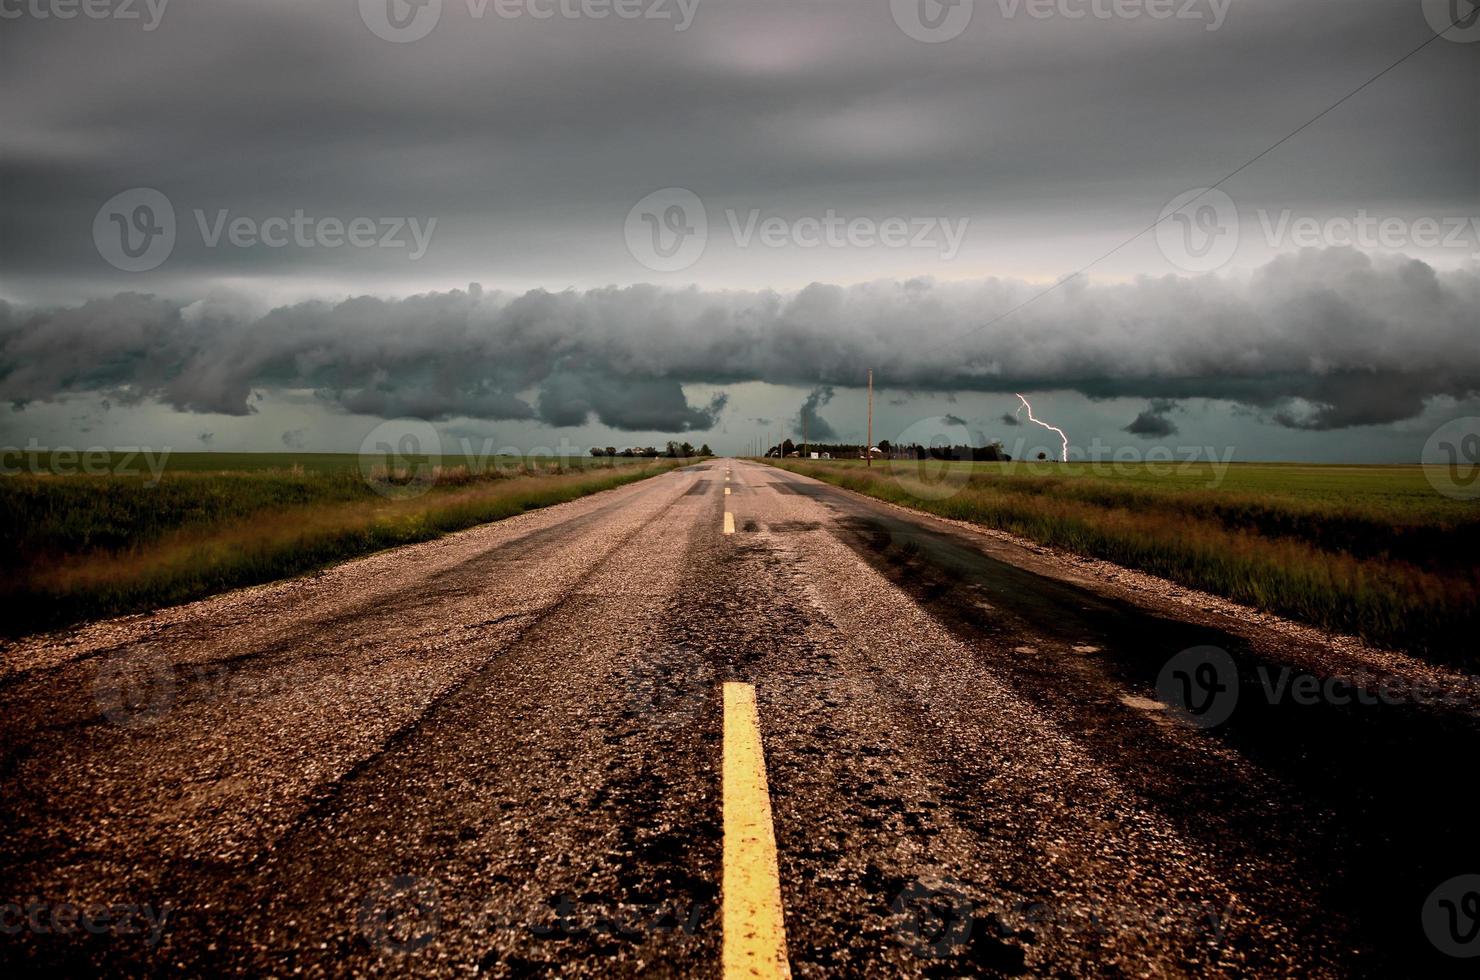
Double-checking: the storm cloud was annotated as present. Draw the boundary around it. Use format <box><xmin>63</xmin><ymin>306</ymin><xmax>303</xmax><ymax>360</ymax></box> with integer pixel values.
<box><xmin>3</xmin><ymin>248</ymin><xmax>1478</xmax><ymax>432</ymax></box>
<box><xmin>798</xmin><ymin>386</ymin><xmax>839</xmax><ymax>440</ymax></box>
<box><xmin>1124</xmin><ymin>399</ymin><xmax>1181</xmax><ymax>438</ymax></box>
<box><xmin>2</xmin><ymin>0</ymin><xmax>1473</xmax><ymax>302</ymax></box>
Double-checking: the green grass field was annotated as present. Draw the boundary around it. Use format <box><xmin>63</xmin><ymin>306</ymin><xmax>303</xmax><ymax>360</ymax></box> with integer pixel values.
<box><xmin>0</xmin><ymin>453</ymin><xmax>684</xmax><ymax>637</ymax></box>
<box><xmin>763</xmin><ymin>457</ymin><xmax>1479</xmax><ymax>663</ymax></box>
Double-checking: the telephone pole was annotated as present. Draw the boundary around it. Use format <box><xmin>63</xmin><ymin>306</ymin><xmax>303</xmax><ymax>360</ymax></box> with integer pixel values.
<box><xmin>866</xmin><ymin>369</ymin><xmax>874</xmax><ymax>468</ymax></box>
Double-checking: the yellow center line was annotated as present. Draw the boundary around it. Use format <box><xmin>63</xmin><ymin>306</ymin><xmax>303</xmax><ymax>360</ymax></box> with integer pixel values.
<box><xmin>723</xmin><ymin>512</ymin><xmax>736</xmax><ymax>534</ymax></box>
<box><xmin>722</xmin><ymin>682</ymin><xmax>792</xmax><ymax>980</ymax></box>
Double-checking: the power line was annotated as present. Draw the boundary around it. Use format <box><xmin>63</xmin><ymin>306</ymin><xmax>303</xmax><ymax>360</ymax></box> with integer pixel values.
<box><xmin>924</xmin><ymin>11</ymin><xmax>1468</xmax><ymax>357</ymax></box>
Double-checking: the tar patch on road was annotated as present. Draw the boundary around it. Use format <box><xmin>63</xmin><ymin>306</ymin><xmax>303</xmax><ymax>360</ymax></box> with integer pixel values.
<box><xmin>824</xmin><ymin>505</ymin><xmax>1480</xmax><ymax>975</ymax></box>
<box><xmin>769</xmin><ymin>483</ymin><xmax>830</xmax><ymax>497</ymax></box>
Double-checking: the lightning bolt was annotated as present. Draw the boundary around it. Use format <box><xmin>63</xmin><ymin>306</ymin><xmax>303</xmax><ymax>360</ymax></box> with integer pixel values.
<box><xmin>1015</xmin><ymin>393</ymin><xmax>1069</xmax><ymax>462</ymax></box>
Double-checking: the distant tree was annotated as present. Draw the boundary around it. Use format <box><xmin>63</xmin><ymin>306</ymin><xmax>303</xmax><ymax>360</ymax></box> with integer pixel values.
<box><xmin>590</xmin><ymin>447</ymin><xmax>605</xmax><ymax>457</ymax></box>
<box><xmin>878</xmin><ymin>439</ymin><xmax>892</xmax><ymax>454</ymax></box>
<box><xmin>698</xmin><ymin>443</ymin><xmax>713</xmax><ymax>457</ymax></box>
<box><xmin>781</xmin><ymin>438</ymin><xmax>796</xmax><ymax>457</ymax></box>
<box><xmin>620</xmin><ymin>448</ymin><xmax>635</xmax><ymax>457</ymax></box>
<box><xmin>665</xmin><ymin>440</ymin><xmax>681</xmax><ymax>458</ymax></box>
<box><xmin>680</xmin><ymin>441</ymin><xmax>695</xmax><ymax>457</ymax></box>
<box><xmin>1037</xmin><ymin>451</ymin><xmax>1048</xmax><ymax>460</ymax></box>
<box><xmin>605</xmin><ymin>446</ymin><xmax>617</xmax><ymax>458</ymax></box>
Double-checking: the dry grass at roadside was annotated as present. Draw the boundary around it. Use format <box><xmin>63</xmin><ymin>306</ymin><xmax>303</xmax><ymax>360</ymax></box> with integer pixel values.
<box><xmin>766</xmin><ymin>459</ymin><xmax>1479</xmax><ymax>663</ymax></box>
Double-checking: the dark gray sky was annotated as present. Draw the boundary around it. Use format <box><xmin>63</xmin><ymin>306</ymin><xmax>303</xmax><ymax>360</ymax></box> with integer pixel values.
<box><xmin>1</xmin><ymin>0</ymin><xmax>1477</xmax><ymax>458</ymax></box>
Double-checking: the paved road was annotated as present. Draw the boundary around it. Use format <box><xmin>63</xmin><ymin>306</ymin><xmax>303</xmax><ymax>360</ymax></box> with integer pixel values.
<box><xmin>3</xmin><ymin>459</ymin><xmax>1478</xmax><ymax>976</ymax></box>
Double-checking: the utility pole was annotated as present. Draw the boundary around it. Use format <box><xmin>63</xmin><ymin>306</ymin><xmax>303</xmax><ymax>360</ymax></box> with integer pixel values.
<box><xmin>803</xmin><ymin>411</ymin><xmax>808</xmax><ymax>460</ymax></box>
<box><xmin>866</xmin><ymin>369</ymin><xmax>873</xmax><ymax>468</ymax></box>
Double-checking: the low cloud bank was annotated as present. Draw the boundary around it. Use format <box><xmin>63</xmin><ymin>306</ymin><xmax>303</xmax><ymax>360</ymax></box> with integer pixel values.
<box><xmin>2</xmin><ymin>249</ymin><xmax>1476</xmax><ymax>431</ymax></box>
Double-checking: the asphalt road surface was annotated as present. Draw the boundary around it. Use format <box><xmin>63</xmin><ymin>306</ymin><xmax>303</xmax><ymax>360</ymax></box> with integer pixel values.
<box><xmin>3</xmin><ymin>459</ymin><xmax>1478</xmax><ymax>977</ymax></box>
